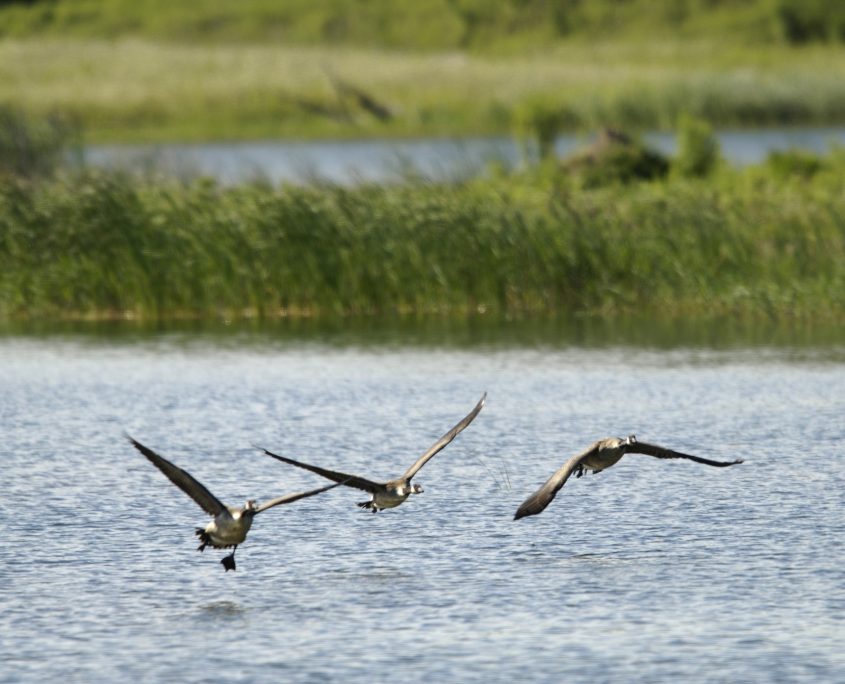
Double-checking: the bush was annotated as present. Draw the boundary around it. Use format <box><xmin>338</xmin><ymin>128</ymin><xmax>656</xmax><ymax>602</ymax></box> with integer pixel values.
<box><xmin>0</xmin><ymin>105</ymin><xmax>80</xmax><ymax>179</ymax></box>
<box><xmin>561</xmin><ymin>128</ymin><xmax>669</xmax><ymax>187</ymax></box>
<box><xmin>777</xmin><ymin>0</ymin><xmax>845</xmax><ymax>43</ymax></box>
<box><xmin>765</xmin><ymin>149</ymin><xmax>824</xmax><ymax>179</ymax></box>
<box><xmin>673</xmin><ymin>115</ymin><xmax>720</xmax><ymax>178</ymax></box>
<box><xmin>513</xmin><ymin>98</ymin><xmax>578</xmax><ymax>162</ymax></box>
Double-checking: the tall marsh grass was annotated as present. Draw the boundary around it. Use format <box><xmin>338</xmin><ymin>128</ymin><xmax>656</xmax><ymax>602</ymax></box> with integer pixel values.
<box><xmin>2</xmin><ymin>164</ymin><xmax>844</xmax><ymax>321</ymax></box>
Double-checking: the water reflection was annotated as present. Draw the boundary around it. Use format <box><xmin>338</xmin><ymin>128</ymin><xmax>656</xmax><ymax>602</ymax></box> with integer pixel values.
<box><xmin>2</xmin><ymin>314</ymin><xmax>844</xmax><ymax>355</ymax></box>
<box><xmin>199</xmin><ymin>601</ymin><xmax>248</xmax><ymax>618</ymax></box>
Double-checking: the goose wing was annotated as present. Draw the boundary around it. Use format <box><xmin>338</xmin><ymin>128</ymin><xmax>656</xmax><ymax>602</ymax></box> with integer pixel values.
<box><xmin>400</xmin><ymin>392</ymin><xmax>486</xmax><ymax>482</ymax></box>
<box><xmin>127</xmin><ymin>435</ymin><xmax>227</xmax><ymax>517</ymax></box>
<box><xmin>514</xmin><ymin>440</ymin><xmax>602</xmax><ymax>520</ymax></box>
<box><xmin>631</xmin><ymin>441</ymin><xmax>744</xmax><ymax>467</ymax></box>
<box><xmin>258</xmin><ymin>448</ymin><xmax>384</xmax><ymax>495</ymax></box>
<box><xmin>253</xmin><ymin>481</ymin><xmax>344</xmax><ymax>514</ymax></box>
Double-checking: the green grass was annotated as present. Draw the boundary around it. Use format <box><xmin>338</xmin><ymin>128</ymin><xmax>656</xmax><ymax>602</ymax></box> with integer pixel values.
<box><xmin>5</xmin><ymin>1</ymin><xmax>845</xmax><ymax>142</ymax></box>
<box><xmin>2</xmin><ymin>158</ymin><xmax>844</xmax><ymax>322</ymax></box>
<box><xmin>4</xmin><ymin>38</ymin><xmax>845</xmax><ymax>142</ymax></box>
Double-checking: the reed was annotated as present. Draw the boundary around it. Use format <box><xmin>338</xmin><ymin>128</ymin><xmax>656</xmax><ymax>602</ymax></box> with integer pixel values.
<box><xmin>1</xmin><ymin>160</ymin><xmax>844</xmax><ymax>322</ymax></box>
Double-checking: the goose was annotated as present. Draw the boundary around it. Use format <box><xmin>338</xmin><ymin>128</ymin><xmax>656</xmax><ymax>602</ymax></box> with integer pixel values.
<box><xmin>514</xmin><ymin>434</ymin><xmax>743</xmax><ymax>520</ymax></box>
<box><xmin>257</xmin><ymin>393</ymin><xmax>486</xmax><ymax>512</ymax></box>
<box><xmin>127</xmin><ymin>435</ymin><xmax>343</xmax><ymax>570</ymax></box>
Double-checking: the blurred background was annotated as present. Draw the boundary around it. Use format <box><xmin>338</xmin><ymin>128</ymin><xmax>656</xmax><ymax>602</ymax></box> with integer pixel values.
<box><xmin>1</xmin><ymin>0</ymin><xmax>845</xmax><ymax>328</ymax></box>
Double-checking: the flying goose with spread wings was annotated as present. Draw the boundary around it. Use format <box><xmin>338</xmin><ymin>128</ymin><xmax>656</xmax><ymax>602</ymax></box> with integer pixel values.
<box><xmin>258</xmin><ymin>393</ymin><xmax>486</xmax><ymax>512</ymax></box>
<box><xmin>514</xmin><ymin>434</ymin><xmax>743</xmax><ymax>520</ymax></box>
<box><xmin>127</xmin><ymin>435</ymin><xmax>342</xmax><ymax>570</ymax></box>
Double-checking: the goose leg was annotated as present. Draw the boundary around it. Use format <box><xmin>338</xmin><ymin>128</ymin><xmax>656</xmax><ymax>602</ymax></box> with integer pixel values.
<box><xmin>220</xmin><ymin>546</ymin><xmax>237</xmax><ymax>572</ymax></box>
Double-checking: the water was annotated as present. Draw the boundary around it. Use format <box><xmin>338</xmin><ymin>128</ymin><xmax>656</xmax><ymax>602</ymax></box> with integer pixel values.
<box><xmin>2</xmin><ymin>332</ymin><xmax>844</xmax><ymax>682</ymax></box>
<box><xmin>82</xmin><ymin>127</ymin><xmax>845</xmax><ymax>185</ymax></box>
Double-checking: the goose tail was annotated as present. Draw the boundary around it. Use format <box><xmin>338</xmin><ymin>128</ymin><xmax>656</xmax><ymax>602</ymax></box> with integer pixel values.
<box><xmin>195</xmin><ymin>528</ymin><xmax>210</xmax><ymax>552</ymax></box>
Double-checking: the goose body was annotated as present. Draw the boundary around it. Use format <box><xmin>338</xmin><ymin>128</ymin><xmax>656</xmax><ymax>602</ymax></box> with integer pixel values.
<box><xmin>127</xmin><ymin>436</ymin><xmax>341</xmax><ymax>570</ymax></box>
<box><xmin>514</xmin><ymin>434</ymin><xmax>743</xmax><ymax>520</ymax></box>
<box><xmin>258</xmin><ymin>393</ymin><xmax>486</xmax><ymax>512</ymax></box>
<box><xmin>195</xmin><ymin>503</ymin><xmax>255</xmax><ymax>551</ymax></box>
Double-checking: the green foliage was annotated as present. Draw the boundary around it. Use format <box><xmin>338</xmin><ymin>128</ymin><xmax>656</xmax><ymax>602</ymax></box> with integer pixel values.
<box><xmin>0</xmin><ymin>0</ymin><xmax>838</xmax><ymax>48</ymax></box>
<box><xmin>513</xmin><ymin>98</ymin><xmax>576</xmax><ymax>162</ymax></box>
<box><xmin>673</xmin><ymin>115</ymin><xmax>720</xmax><ymax>178</ymax></box>
<box><xmin>561</xmin><ymin>129</ymin><xmax>670</xmax><ymax>187</ymax></box>
<box><xmin>765</xmin><ymin>148</ymin><xmax>825</xmax><ymax>179</ymax></box>
<box><xmin>2</xmin><ymin>161</ymin><xmax>844</xmax><ymax>321</ymax></box>
<box><xmin>0</xmin><ymin>105</ymin><xmax>80</xmax><ymax>178</ymax></box>
<box><xmin>776</xmin><ymin>0</ymin><xmax>845</xmax><ymax>44</ymax></box>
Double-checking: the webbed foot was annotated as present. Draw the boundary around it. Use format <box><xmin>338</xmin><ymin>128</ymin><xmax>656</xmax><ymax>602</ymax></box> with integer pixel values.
<box><xmin>221</xmin><ymin>554</ymin><xmax>237</xmax><ymax>572</ymax></box>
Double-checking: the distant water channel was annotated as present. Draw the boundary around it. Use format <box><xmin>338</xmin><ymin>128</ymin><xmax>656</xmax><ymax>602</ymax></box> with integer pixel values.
<box><xmin>83</xmin><ymin>127</ymin><xmax>845</xmax><ymax>185</ymax></box>
<box><xmin>2</xmin><ymin>325</ymin><xmax>844</xmax><ymax>682</ymax></box>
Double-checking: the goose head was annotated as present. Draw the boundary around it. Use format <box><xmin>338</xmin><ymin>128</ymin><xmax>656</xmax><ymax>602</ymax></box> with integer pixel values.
<box><xmin>410</xmin><ymin>483</ymin><xmax>424</xmax><ymax>495</ymax></box>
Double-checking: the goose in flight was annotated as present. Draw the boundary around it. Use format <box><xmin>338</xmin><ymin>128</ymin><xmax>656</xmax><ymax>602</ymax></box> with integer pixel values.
<box><xmin>514</xmin><ymin>434</ymin><xmax>743</xmax><ymax>520</ymax></box>
<box><xmin>258</xmin><ymin>393</ymin><xmax>486</xmax><ymax>512</ymax></box>
<box><xmin>127</xmin><ymin>435</ymin><xmax>342</xmax><ymax>570</ymax></box>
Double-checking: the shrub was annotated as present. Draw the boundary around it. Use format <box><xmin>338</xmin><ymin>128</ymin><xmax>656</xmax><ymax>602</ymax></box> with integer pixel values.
<box><xmin>765</xmin><ymin>149</ymin><xmax>824</xmax><ymax>179</ymax></box>
<box><xmin>561</xmin><ymin>128</ymin><xmax>669</xmax><ymax>187</ymax></box>
<box><xmin>0</xmin><ymin>105</ymin><xmax>80</xmax><ymax>179</ymax></box>
<box><xmin>673</xmin><ymin>115</ymin><xmax>720</xmax><ymax>178</ymax></box>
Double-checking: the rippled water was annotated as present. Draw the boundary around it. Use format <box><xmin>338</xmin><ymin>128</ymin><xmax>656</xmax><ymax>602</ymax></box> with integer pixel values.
<box><xmin>2</xmin><ymin>334</ymin><xmax>844</xmax><ymax>682</ymax></box>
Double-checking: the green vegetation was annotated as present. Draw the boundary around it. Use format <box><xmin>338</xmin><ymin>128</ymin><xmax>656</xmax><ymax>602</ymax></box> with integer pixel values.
<box><xmin>3</xmin><ymin>38</ymin><xmax>845</xmax><ymax>143</ymax></box>
<box><xmin>3</xmin><ymin>1</ymin><xmax>845</xmax><ymax>142</ymax></box>
<box><xmin>673</xmin><ymin>115</ymin><xmax>721</xmax><ymax>178</ymax></box>
<box><xmin>1</xmin><ymin>3</ymin><xmax>843</xmax><ymax>327</ymax></box>
<box><xmin>1</xmin><ymin>0</ymin><xmax>843</xmax><ymax>49</ymax></box>
<box><xmin>0</xmin><ymin>104</ymin><xmax>80</xmax><ymax>178</ymax></box>
<box><xmin>2</xmin><ymin>149</ymin><xmax>844</xmax><ymax>322</ymax></box>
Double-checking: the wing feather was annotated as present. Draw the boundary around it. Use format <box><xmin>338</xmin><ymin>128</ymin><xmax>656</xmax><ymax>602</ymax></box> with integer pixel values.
<box><xmin>258</xmin><ymin>448</ymin><xmax>383</xmax><ymax>494</ymax></box>
<box><xmin>127</xmin><ymin>435</ymin><xmax>227</xmax><ymax>516</ymax></box>
<box><xmin>632</xmin><ymin>441</ymin><xmax>744</xmax><ymax>467</ymax></box>
<box><xmin>254</xmin><ymin>481</ymin><xmax>344</xmax><ymax>514</ymax></box>
<box><xmin>513</xmin><ymin>441</ymin><xmax>601</xmax><ymax>520</ymax></box>
<box><xmin>400</xmin><ymin>392</ymin><xmax>486</xmax><ymax>482</ymax></box>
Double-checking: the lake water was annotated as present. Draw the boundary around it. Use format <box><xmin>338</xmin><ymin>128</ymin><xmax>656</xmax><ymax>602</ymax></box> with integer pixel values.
<box><xmin>83</xmin><ymin>127</ymin><xmax>845</xmax><ymax>185</ymax></box>
<box><xmin>2</xmin><ymin>327</ymin><xmax>844</xmax><ymax>682</ymax></box>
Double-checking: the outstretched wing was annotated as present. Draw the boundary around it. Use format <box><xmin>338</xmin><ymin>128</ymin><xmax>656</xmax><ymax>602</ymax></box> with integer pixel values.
<box><xmin>632</xmin><ymin>441</ymin><xmax>744</xmax><ymax>467</ymax></box>
<box><xmin>258</xmin><ymin>448</ymin><xmax>384</xmax><ymax>495</ymax></box>
<box><xmin>127</xmin><ymin>435</ymin><xmax>227</xmax><ymax>517</ymax></box>
<box><xmin>400</xmin><ymin>392</ymin><xmax>487</xmax><ymax>482</ymax></box>
<box><xmin>513</xmin><ymin>441</ymin><xmax>602</xmax><ymax>520</ymax></box>
<box><xmin>254</xmin><ymin>481</ymin><xmax>344</xmax><ymax>514</ymax></box>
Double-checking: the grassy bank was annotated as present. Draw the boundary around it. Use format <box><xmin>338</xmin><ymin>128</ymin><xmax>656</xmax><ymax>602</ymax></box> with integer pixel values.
<box><xmin>2</xmin><ymin>159</ymin><xmax>844</xmax><ymax>322</ymax></box>
<box><xmin>4</xmin><ymin>39</ymin><xmax>845</xmax><ymax>142</ymax></box>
